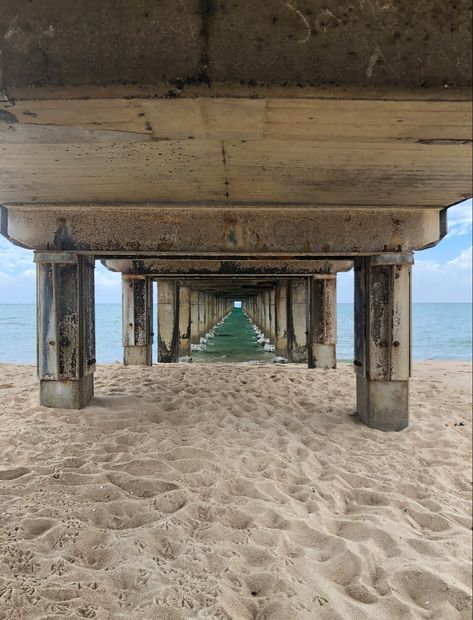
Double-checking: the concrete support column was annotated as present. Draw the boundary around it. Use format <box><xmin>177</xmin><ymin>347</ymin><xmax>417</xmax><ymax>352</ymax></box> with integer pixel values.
<box><xmin>35</xmin><ymin>252</ymin><xmax>95</xmax><ymax>409</ymax></box>
<box><xmin>203</xmin><ymin>293</ymin><xmax>209</xmax><ymax>333</ymax></box>
<box><xmin>354</xmin><ymin>254</ymin><xmax>413</xmax><ymax>431</ymax></box>
<box><xmin>308</xmin><ymin>275</ymin><xmax>337</xmax><ymax>369</ymax></box>
<box><xmin>269</xmin><ymin>288</ymin><xmax>276</xmax><ymax>342</ymax></box>
<box><xmin>190</xmin><ymin>289</ymin><xmax>200</xmax><ymax>344</ymax></box>
<box><xmin>259</xmin><ymin>294</ymin><xmax>265</xmax><ymax>333</ymax></box>
<box><xmin>289</xmin><ymin>278</ymin><xmax>308</xmax><ymax>363</ymax></box>
<box><xmin>275</xmin><ymin>281</ymin><xmax>289</xmax><ymax>357</ymax></box>
<box><xmin>210</xmin><ymin>295</ymin><xmax>216</xmax><ymax>328</ymax></box>
<box><xmin>264</xmin><ymin>290</ymin><xmax>271</xmax><ymax>339</ymax></box>
<box><xmin>122</xmin><ymin>275</ymin><xmax>153</xmax><ymax>366</ymax></box>
<box><xmin>198</xmin><ymin>291</ymin><xmax>207</xmax><ymax>338</ymax></box>
<box><xmin>178</xmin><ymin>285</ymin><xmax>191</xmax><ymax>358</ymax></box>
<box><xmin>157</xmin><ymin>280</ymin><xmax>180</xmax><ymax>363</ymax></box>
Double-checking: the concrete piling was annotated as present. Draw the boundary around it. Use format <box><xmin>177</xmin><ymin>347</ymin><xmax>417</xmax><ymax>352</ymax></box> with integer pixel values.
<box><xmin>122</xmin><ymin>276</ymin><xmax>153</xmax><ymax>366</ymax></box>
<box><xmin>178</xmin><ymin>285</ymin><xmax>191</xmax><ymax>358</ymax></box>
<box><xmin>157</xmin><ymin>280</ymin><xmax>180</xmax><ymax>363</ymax></box>
<box><xmin>354</xmin><ymin>254</ymin><xmax>413</xmax><ymax>431</ymax></box>
<box><xmin>275</xmin><ymin>281</ymin><xmax>289</xmax><ymax>358</ymax></box>
<box><xmin>35</xmin><ymin>253</ymin><xmax>95</xmax><ymax>409</ymax></box>
<box><xmin>289</xmin><ymin>279</ymin><xmax>308</xmax><ymax>364</ymax></box>
<box><xmin>309</xmin><ymin>275</ymin><xmax>337</xmax><ymax>369</ymax></box>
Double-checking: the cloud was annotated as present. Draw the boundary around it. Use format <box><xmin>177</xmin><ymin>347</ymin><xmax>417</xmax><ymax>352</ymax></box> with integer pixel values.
<box><xmin>413</xmin><ymin>245</ymin><xmax>472</xmax><ymax>302</ymax></box>
<box><xmin>95</xmin><ymin>264</ymin><xmax>121</xmax><ymax>289</ymax></box>
<box><xmin>416</xmin><ymin>245</ymin><xmax>472</xmax><ymax>273</ymax></box>
<box><xmin>447</xmin><ymin>199</ymin><xmax>472</xmax><ymax>237</ymax></box>
<box><xmin>0</xmin><ymin>237</ymin><xmax>34</xmax><ymax>275</ymax></box>
<box><xmin>447</xmin><ymin>245</ymin><xmax>472</xmax><ymax>270</ymax></box>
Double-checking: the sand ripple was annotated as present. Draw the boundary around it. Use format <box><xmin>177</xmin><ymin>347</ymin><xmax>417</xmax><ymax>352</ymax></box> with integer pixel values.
<box><xmin>0</xmin><ymin>361</ymin><xmax>471</xmax><ymax>619</ymax></box>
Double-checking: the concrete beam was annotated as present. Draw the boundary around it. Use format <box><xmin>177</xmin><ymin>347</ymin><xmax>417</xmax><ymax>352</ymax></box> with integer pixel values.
<box><xmin>1</xmin><ymin>2</ymin><xmax>470</xmax><ymax>92</ymax></box>
<box><xmin>103</xmin><ymin>258</ymin><xmax>353</xmax><ymax>276</ymax></box>
<box><xmin>0</xmin><ymin>98</ymin><xmax>470</xmax><ymax>211</ymax></box>
<box><xmin>354</xmin><ymin>253</ymin><xmax>413</xmax><ymax>431</ymax></box>
<box><xmin>1</xmin><ymin>206</ymin><xmax>446</xmax><ymax>255</ymax></box>
<box><xmin>35</xmin><ymin>252</ymin><xmax>95</xmax><ymax>408</ymax></box>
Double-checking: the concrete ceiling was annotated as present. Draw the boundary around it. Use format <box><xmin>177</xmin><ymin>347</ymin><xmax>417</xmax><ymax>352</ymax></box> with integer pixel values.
<box><xmin>1</xmin><ymin>1</ymin><xmax>471</xmax><ymax>92</ymax></box>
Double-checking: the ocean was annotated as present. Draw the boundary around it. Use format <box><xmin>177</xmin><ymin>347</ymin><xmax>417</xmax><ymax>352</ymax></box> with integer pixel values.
<box><xmin>0</xmin><ymin>303</ymin><xmax>471</xmax><ymax>364</ymax></box>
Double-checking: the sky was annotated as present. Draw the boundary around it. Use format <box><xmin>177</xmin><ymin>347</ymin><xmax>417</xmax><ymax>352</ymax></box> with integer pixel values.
<box><xmin>0</xmin><ymin>200</ymin><xmax>471</xmax><ymax>304</ymax></box>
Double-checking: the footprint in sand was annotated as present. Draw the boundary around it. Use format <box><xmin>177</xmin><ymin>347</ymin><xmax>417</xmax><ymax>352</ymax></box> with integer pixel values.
<box><xmin>107</xmin><ymin>472</ymin><xmax>178</xmax><ymax>498</ymax></box>
<box><xmin>153</xmin><ymin>489</ymin><xmax>188</xmax><ymax>514</ymax></box>
<box><xmin>0</xmin><ymin>466</ymin><xmax>30</xmax><ymax>480</ymax></box>
<box><xmin>19</xmin><ymin>517</ymin><xmax>56</xmax><ymax>539</ymax></box>
<box><xmin>390</xmin><ymin>568</ymin><xmax>472</xmax><ymax>612</ymax></box>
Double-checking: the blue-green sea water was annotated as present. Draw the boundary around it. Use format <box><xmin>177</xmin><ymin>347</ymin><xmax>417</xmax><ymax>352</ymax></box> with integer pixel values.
<box><xmin>0</xmin><ymin>304</ymin><xmax>471</xmax><ymax>364</ymax></box>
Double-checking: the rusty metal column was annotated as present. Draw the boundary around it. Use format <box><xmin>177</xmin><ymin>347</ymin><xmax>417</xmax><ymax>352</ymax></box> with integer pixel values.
<box><xmin>289</xmin><ymin>278</ymin><xmax>308</xmax><ymax>363</ymax></box>
<box><xmin>354</xmin><ymin>253</ymin><xmax>413</xmax><ymax>431</ymax></box>
<box><xmin>35</xmin><ymin>252</ymin><xmax>95</xmax><ymax>409</ymax></box>
<box><xmin>275</xmin><ymin>281</ymin><xmax>289</xmax><ymax>358</ymax></box>
<box><xmin>178</xmin><ymin>284</ymin><xmax>191</xmax><ymax>358</ymax></box>
<box><xmin>122</xmin><ymin>275</ymin><xmax>153</xmax><ymax>366</ymax></box>
<box><xmin>309</xmin><ymin>275</ymin><xmax>337</xmax><ymax>369</ymax></box>
<box><xmin>157</xmin><ymin>280</ymin><xmax>180</xmax><ymax>363</ymax></box>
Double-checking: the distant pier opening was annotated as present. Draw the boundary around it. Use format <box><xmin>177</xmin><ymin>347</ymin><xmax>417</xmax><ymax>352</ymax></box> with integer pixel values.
<box><xmin>191</xmin><ymin>307</ymin><xmax>274</xmax><ymax>364</ymax></box>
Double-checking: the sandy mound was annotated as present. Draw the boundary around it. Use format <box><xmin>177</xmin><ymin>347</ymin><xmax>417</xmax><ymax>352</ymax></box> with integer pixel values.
<box><xmin>0</xmin><ymin>361</ymin><xmax>471</xmax><ymax>619</ymax></box>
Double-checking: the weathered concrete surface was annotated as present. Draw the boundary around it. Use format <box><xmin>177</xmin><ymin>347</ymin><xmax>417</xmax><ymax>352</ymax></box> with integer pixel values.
<box><xmin>289</xmin><ymin>279</ymin><xmax>308</xmax><ymax>363</ymax></box>
<box><xmin>104</xmin><ymin>258</ymin><xmax>352</xmax><ymax>275</ymax></box>
<box><xmin>178</xmin><ymin>285</ymin><xmax>191</xmax><ymax>358</ymax></box>
<box><xmin>356</xmin><ymin>376</ymin><xmax>409</xmax><ymax>433</ymax></box>
<box><xmin>275</xmin><ymin>281</ymin><xmax>289</xmax><ymax>358</ymax></box>
<box><xmin>1</xmin><ymin>1</ymin><xmax>470</xmax><ymax>92</ymax></box>
<box><xmin>40</xmin><ymin>375</ymin><xmax>94</xmax><ymax>410</ymax></box>
<box><xmin>354</xmin><ymin>253</ymin><xmax>413</xmax><ymax>431</ymax></box>
<box><xmin>1</xmin><ymin>206</ymin><xmax>446</xmax><ymax>255</ymax></box>
<box><xmin>190</xmin><ymin>289</ymin><xmax>201</xmax><ymax>344</ymax></box>
<box><xmin>157</xmin><ymin>280</ymin><xmax>180</xmax><ymax>363</ymax></box>
<box><xmin>35</xmin><ymin>252</ymin><xmax>95</xmax><ymax>408</ymax></box>
<box><xmin>0</xmin><ymin>1</ymin><xmax>202</xmax><ymax>91</ymax></box>
<box><xmin>0</xmin><ymin>98</ymin><xmax>470</xmax><ymax>208</ymax></box>
<box><xmin>309</xmin><ymin>275</ymin><xmax>337</xmax><ymax>369</ymax></box>
<box><xmin>122</xmin><ymin>276</ymin><xmax>153</xmax><ymax>366</ymax></box>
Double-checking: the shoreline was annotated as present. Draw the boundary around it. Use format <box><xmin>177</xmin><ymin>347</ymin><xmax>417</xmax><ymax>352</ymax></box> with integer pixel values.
<box><xmin>1</xmin><ymin>359</ymin><xmax>472</xmax><ymax>366</ymax></box>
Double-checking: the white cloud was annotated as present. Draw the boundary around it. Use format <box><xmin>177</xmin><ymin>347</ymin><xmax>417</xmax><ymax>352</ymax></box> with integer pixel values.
<box><xmin>95</xmin><ymin>268</ymin><xmax>121</xmax><ymax>289</ymax></box>
<box><xmin>416</xmin><ymin>245</ymin><xmax>472</xmax><ymax>274</ymax></box>
<box><xmin>447</xmin><ymin>199</ymin><xmax>472</xmax><ymax>237</ymax></box>
<box><xmin>413</xmin><ymin>246</ymin><xmax>472</xmax><ymax>302</ymax></box>
<box><xmin>447</xmin><ymin>245</ymin><xmax>472</xmax><ymax>270</ymax></box>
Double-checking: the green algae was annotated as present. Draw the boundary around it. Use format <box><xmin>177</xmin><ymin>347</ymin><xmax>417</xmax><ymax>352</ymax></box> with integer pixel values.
<box><xmin>191</xmin><ymin>308</ymin><xmax>275</xmax><ymax>364</ymax></box>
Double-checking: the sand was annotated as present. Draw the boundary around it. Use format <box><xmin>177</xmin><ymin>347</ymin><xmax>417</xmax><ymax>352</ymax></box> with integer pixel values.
<box><xmin>0</xmin><ymin>361</ymin><xmax>471</xmax><ymax>620</ymax></box>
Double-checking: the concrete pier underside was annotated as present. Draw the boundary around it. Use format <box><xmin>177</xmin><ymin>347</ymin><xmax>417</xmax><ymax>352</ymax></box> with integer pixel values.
<box><xmin>0</xmin><ymin>1</ymin><xmax>471</xmax><ymax>429</ymax></box>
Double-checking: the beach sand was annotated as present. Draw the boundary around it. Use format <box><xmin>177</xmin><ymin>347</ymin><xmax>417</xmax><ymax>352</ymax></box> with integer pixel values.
<box><xmin>0</xmin><ymin>361</ymin><xmax>471</xmax><ymax>619</ymax></box>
